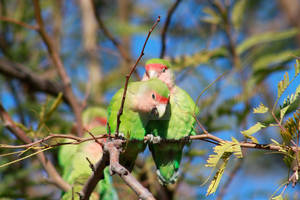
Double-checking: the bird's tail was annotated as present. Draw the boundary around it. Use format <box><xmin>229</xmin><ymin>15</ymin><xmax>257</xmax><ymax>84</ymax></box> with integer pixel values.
<box><xmin>150</xmin><ymin>143</ymin><xmax>184</xmax><ymax>185</ymax></box>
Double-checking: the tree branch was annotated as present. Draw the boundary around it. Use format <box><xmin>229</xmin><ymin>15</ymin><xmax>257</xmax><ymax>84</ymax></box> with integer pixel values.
<box><xmin>160</xmin><ymin>0</ymin><xmax>182</xmax><ymax>58</ymax></box>
<box><xmin>0</xmin><ymin>16</ymin><xmax>38</xmax><ymax>30</ymax></box>
<box><xmin>0</xmin><ymin>103</ymin><xmax>71</xmax><ymax>192</ymax></box>
<box><xmin>80</xmin><ymin>139</ymin><xmax>155</xmax><ymax>200</ymax></box>
<box><xmin>79</xmin><ymin>150</ymin><xmax>109</xmax><ymax>200</ymax></box>
<box><xmin>91</xmin><ymin>0</ymin><xmax>132</xmax><ymax>64</ymax></box>
<box><xmin>0</xmin><ymin>58</ymin><xmax>68</xmax><ymax>102</ymax></box>
<box><xmin>32</xmin><ymin>0</ymin><xmax>83</xmax><ymax>136</ymax></box>
<box><xmin>115</xmin><ymin>16</ymin><xmax>160</xmax><ymax>135</ymax></box>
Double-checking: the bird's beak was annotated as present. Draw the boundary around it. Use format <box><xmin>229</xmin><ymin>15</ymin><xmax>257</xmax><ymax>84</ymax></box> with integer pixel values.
<box><xmin>148</xmin><ymin>70</ymin><xmax>158</xmax><ymax>78</ymax></box>
<box><xmin>156</xmin><ymin>103</ymin><xmax>167</xmax><ymax>118</ymax></box>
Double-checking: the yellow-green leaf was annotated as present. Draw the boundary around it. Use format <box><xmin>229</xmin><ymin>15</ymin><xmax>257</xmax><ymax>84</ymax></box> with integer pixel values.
<box><xmin>280</xmin><ymin>84</ymin><xmax>300</xmax><ymax>121</ymax></box>
<box><xmin>295</xmin><ymin>59</ymin><xmax>300</xmax><ymax>75</ymax></box>
<box><xmin>253</xmin><ymin>103</ymin><xmax>269</xmax><ymax>114</ymax></box>
<box><xmin>237</xmin><ymin>28</ymin><xmax>299</xmax><ymax>54</ymax></box>
<box><xmin>232</xmin><ymin>0</ymin><xmax>247</xmax><ymax>30</ymax></box>
<box><xmin>202</xmin><ymin>7</ymin><xmax>222</xmax><ymax>25</ymax></box>
<box><xmin>206</xmin><ymin>156</ymin><xmax>230</xmax><ymax>196</ymax></box>
<box><xmin>271</xmin><ymin>195</ymin><xmax>283</xmax><ymax>200</ymax></box>
<box><xmin>241</xmin><ymin>122</ymin><xmax>266</xmax><ymax>136</ymax></box>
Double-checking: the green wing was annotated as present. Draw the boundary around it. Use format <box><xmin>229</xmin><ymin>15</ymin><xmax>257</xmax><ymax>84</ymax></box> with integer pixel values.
<box><xmin>107</xmin><ymin>84</ymin><xmax>147</xmax><ymax>171</ymax></box>
<box><xmin>107</xmin><ymin>87</ymin><xmax>146</xmax><ymax>140</ymax></box>
<box><xmin>148</xmin><ymin>86</ymin><xmax>198</xmax><ymax>184</ymax></box>
<box><xmin>59</xmin><ymin>107</ymin><xmax>118</xmax><ymax>200</ymax></box>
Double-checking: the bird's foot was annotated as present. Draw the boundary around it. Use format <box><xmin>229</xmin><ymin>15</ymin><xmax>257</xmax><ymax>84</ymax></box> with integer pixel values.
<box><xmin>115</xmin><ymin>132</ymin><xmax>126</xmax><ymax>140</ymax></box>
<box><xmin>183</xmin><ymin>136</ymin><xmax>191</xmax><ymax>144</ymax></box>
<box><xmin>146</xmin><ymin>134</ymin><xmax>162</xmax><ymax>144</ymax></box>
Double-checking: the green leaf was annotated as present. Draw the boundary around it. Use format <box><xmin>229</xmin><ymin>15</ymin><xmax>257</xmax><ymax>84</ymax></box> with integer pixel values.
<box><xmin>202</xmin><ymin>7</ymin><xmax>222</xmax><ymax>25</ymax></box>
<box><xmin>171</xmin><ymin>47</ymin><xmax>228</xmax><ymax>69</ymax></box>
<box><xmin>237</xmin><ymin>28</ymin><xmax>299</xmax><ymax>54</ymax></box>
<box><xmin>253</xmin><ymin>103</ymin><xmax>269</xmax><ymax>114</ymax></box>
<box><xmin>232</xmin><ymin>0</ymin><xmax>247</xmax><ymax>30</ymax></box>
<box><xmin>280</xmin><ymin>84</ymin><xmax>300</xmax><ymax>121</ymax></box>
<box><xmin>277</xmin><ymin>72</ymin><xmax>290</xmax><ymax>99</ymax></box>
<box><xmin>37</xmin><ymin>93</ymin><xmax>63</xmax><ymax>133</ymax></box>
<box><xmin>241</xmin><ymin>122</ymin><xmax>266</xmax><ymax>136</ymax></box>
<box><xmin>273</xmin><ymin>59</ymin><xmax>300</xmax><ymax>111</ymax></box>
<box><xmin>295</xmin><ymin>59</ymin><xmax>300</xmax><ymax>75</ymax></box>
<box><xmin>206</xmin><ymin>137</ymin><xmax>242</xmax><ymax>168</ymax></box>
<box><xmin>252</xmin><ymin>49</ymin><xmax>300</xmax><ymax>71</ymax></box>
<box><xmin>206</xmin><ymin>156</ymin><xmax>230</xmax><ymax>196</ymax></box>
<box><xmin>271</xmin><ymin>195</ymin><xmax>283</xmax><ymax>200</ymax></box>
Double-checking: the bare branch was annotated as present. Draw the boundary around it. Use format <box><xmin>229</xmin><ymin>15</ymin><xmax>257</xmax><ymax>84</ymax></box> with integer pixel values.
<box><xmin>0</xmin><ymin>16</ymin><xmax>38</xmax><ymax>30</ymax></box>
<box><xmin>79</xmin><ymin>150</ymin><xmax>109</xmax><ymax>200</ymax></box>
<box><xmin>80</xmin><ymin>139</ymin><xmax>155</xmax><ymax>200</ymax></box>
<box><xmin>91</xmin><ymin>0</ymin><xmax>132</xmax><ymax>64</ymax></box>
<box><xmin>1</xmin><ymin>132</ymin><xmax>293</xmax><ymax>152</ymax></box>
<box><xmin>32</xmin><ymin>0</ymin><xmax>83</xmax><ymax>136</ymax></box>
<box><xmin>0</xmin><ymin>58</ymin><xmax>68</xmax><ymax>102</ymax></box>
<box><xmin>0</xmin><ymin>103</ymin><xmax>71</xmax><ymax>192</ymax></box>
<box><xmin>115</xmin><ymin>16</ymin><xmax>161</xmax><ymax>135</ymax></box>
<box><xmin>160</xmin><ymin>0</ymin><xmax>182</xmax><ymax>58</ymax></box>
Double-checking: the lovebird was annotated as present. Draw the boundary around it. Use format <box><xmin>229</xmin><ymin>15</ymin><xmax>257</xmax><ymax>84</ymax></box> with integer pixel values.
<box><xmin>143</xmin><ymin>58</ymin><xmax>198</xmax><ymax>185</ymax></box>
<box><xmin>58</xmin><ymin>107</ymin><xmax>118</xmax><ymax>200</ymax></box>
<box><xmin>107</xmin><ymin>78</ymin><xmax>170</xmax><ymax>171</ymax></box>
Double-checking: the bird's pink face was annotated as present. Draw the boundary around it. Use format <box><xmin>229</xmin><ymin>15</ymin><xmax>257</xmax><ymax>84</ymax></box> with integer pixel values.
<box><xmin>134</xmin><ymin>90</ymin><xmax>169</xmax><ymax>118</ymax></box>
<box><xmin>143</xmin><ymin>63</ymin><xmax>174</xmax><ymax>89</ymax></box>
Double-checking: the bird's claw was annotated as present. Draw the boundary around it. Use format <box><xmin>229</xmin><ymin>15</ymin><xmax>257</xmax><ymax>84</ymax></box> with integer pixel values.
<box><xmin>183</xmin><ymin>136</ymin><xmax>191</xmax><ymax>144</ymax></box>
<box><xmin>146</xmin><ymin>134</ymin><xmax>161</xmax><ymax>144</ymax></box>
<box><xmin>115</xmin><ymin>132</ymin><xmax>125</xmax><ymax>140</ymax></box>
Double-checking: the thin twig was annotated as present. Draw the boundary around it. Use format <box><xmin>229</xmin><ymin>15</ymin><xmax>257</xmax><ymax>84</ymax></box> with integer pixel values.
<box><xmin>0</xmin><ymin>133</ymin><xmax>110</xmax><ymax>149</ymax></box>
<box><xmin>91</xmin><ymin>1</ymin><xmax>132</xmax><ymax>63</ymax></box>
<box><xmin>160</xmin><ymin>0</ymin><xmax>182</xmax><ymax>58</ymax></box>
<box><xmin>1</xmin><ymin>132</ymin><xmax>296</xmax><ymax>153</ymax></box>
<box><xmin>0</xmin><ymin>16</ymin><xmax>38</xmax><ymax>30</ymax></box>
<box><xmin>0</xmin><ymin>103</ymin><xmax>71</xmax><ymax>192</ymax></box>
<box><xmin>32</xmin><ymin>0</ymin><xmax>83</xmax><ymax>136</ymax></box>
<box><xmin>115</xmin><ymin>16</ymin><xmax>161</xmax><ymax>135</ymax></box>
<box><xmin>79</xmin><ymin>150</ymin><xmax>109</xmax><ymax>200</ymax></box>
<box><xmin>0</xmin><ymin>59</ymin><xmax>67</xmax><ymax>103</ymax></box>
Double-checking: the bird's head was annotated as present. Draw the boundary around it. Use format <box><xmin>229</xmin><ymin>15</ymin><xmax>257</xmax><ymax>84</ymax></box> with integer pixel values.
<box><xmin>132</xmin><ymin>79</ymin><xmax>170</xmax><ymax>118</ymax></box>
<box><xmin>143</xmin><ymin>58</ymin><xmax>175</xmax><ymax>89</ymax></box>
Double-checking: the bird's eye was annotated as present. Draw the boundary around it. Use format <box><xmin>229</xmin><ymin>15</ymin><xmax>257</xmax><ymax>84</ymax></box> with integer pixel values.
<box><xmin>152</xmin><ymin>93</ymin><xmax>156</xmax><ymax>99</ymax></box>
<box><xmin>162</xmin><ymin>68</ymin><xmax>166</xmax><ymax>73</ymax></box>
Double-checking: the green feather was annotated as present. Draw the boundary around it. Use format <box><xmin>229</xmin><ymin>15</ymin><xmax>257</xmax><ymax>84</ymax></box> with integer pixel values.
<box><xmin>107</xmin><ymin>78</ymin><xmax>170</xmax><ymax>171</ymax></box>
<box><xmin>148</xmin><ymin>86</ymin><xmax>198</xmax><ymax>185</ymax></box>
<box><xmin>59</xmin><ymin>107</ymin><xmax>118</xmax><ymax>200</ymax></box>
<box><xmin>146</xmin><ymin>58</ymin><xmax>172</xmax><ymax>68</ymax></box>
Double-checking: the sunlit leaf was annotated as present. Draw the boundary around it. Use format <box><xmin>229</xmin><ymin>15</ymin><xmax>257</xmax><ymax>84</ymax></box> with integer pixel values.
<box><xmin>237</xmin><ymin>28</ymin><xmax>299</xmax><ymax>54</ymax></box>
<box><xmin>253</xmin><ymin>103</ymin><xmax>269</xmax><ymax>114</ymax></box>
<box><xmin>232</xmin><ymin>0</ymin><xmax>247</xmax><ymax>30</ymax></box>
<box><xmin>241</xmin><ymin>122</ymin><xmax>266</xmax><ymax>136</ymax></box>
<box><xmin>252</xmin><ymin>49</ymin><xmax>300</xmax><ymax>71</ymax></box>
<box><xmin>206</xmin><ymin>156</ymin><xmax>230</xmax><ymax>196</ymax></box>
<box><xmin>202</xmin><ymin>7</ymin><xmax>222</xmax><ymax>25</ymax></box>
<box><xmin>271</xmin><ymin>194</ymin><xmax>283</xmax><ymax>200</ymax></box>
<box><xmin>171</xmin><ymin>47</ymin><xmax>228</xmax><ymax>69</ymax></box>
<box><xmin>280</xmin><ymin>85</ymin><xmax>300</xmax><ymax>120</ymax></box>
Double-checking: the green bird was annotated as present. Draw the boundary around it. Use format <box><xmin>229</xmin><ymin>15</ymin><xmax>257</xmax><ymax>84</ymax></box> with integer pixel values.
<box><xmin>143</xmin><ymin>58</ymin><xmax>198</xmax><ymax>185</ymax></box>
<box><xmin>107</xmin><ymin>78</ymin><xmax>170</xmax><ymax>171</ymax></box>
<box><xmin>59</xmin><ymin>107</ymin><xmax>118</xmax><ymax>200</ymax></box>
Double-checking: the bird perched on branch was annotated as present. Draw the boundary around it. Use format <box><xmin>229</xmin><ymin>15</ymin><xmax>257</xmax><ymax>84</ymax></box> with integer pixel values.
<box><xmin>143</xmin><ymin>58</ymin><xmax>198</xmax><ymax>185</ymax></box>
<box><xmin>107</xmin><ymin>78</ymin><xmax>170</xmax><ymax>171</ymax></box>
<box><xmin>58</xmin><ymin>107</ymin><xmax>118</xmax><ymax>200</ymax></box>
